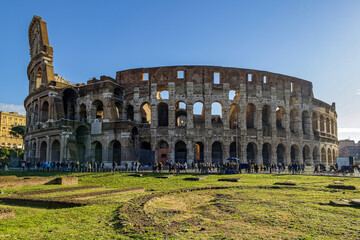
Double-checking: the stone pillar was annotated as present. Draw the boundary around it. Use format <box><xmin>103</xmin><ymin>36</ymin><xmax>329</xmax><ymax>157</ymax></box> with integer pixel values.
<box><xmin>187</xmin><ymin>139</ymin><xmax>194</xmax><ymax>164</ymax></box>
<box><xmin>46</xmin><ymin>136</ymin><xmax>50</xmax><ymax>162</ymax></box>
<box><xmin>187</xmin><ymin>103</ymin><xmax>193</xmax><ymax>129</ymax></box>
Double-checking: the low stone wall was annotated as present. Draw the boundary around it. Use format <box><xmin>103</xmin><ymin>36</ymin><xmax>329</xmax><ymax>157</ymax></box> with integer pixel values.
<box><xmin>0</xmin><ymin>176</ymin><xmax>78</xmax><ymax>187</ymax></box>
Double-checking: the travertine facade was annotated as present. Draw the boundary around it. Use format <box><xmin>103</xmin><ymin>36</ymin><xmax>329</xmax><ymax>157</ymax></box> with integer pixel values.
<box><xmin>24</xmin><ymin>16</ymin><xmax>338</xmax><ymax>167</ymax></box>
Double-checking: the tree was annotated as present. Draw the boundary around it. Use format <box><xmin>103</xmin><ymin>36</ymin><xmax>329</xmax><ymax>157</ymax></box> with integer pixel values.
<box><xmin>10</xmin><ymin>125</ymin><xmax>25</xmax><ymax>138</ymax></box>
<box><xmin>0</xmin><ymin>147</ymin><xmax>11</xmax><ymax>166</ymax></box>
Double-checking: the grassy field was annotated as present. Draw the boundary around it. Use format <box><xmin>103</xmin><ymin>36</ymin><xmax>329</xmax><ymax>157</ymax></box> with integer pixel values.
<box><xmin>0</xmin><ymin>171</ymin><xmax>359</xmax><ymax>239</ymax></box>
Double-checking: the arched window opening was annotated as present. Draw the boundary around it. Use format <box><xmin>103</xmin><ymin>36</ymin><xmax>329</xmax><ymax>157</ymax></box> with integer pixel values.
<box><xmin>246</xmin><ymin>142</ymin><xmax>257</xmax><ymax>163</ymax></box>
<box><xmin>291</xmin><ymin>145</ymin><xmax>300</xmax><ymax>164</ymax></box>
<box><xmin>92</xmin><ymin>100</ymin><xmax>104</xmax><ymax>119</ymax></box>
<box><xmin>313</xmin><ymin>147</ymin><xmax>319</xmax><ymax>164</ymax></box>
<box><xmin>40</xmin><ymin>141</ymin><xmax>47</xmax><ymax>162</ymax></box>
<box><xmin>276</xmin><ymin>106</ymin><xmax>285</xmax><ymax>129</ymax></box>
<box><xmin>193</xmin><ymin>102</ymin><xmax>205</xmax><ymax>124</ymax></box>
<box><xmin>302</xmin><ymin>111</ymin><xmax>310</xmax><ymax>135</ymax></box>
<box><xmin>63</xmin><ymin>89</ymin><xmax>78</xmax><ymax>120</ymax></box>
<box><xmin>326</xmin><ymin>118</ymin><xmax>330</xmax><ymax>134</ymax></box>
<box><xmin>262</xmin><ymin>105</ymin><xmax>271</xmax><ymax>136</ymax></box>
<box><xmin>114</xmin><ymin>87</ymin><xmax>122</xmax><ymax>99</ymax></box>
<box><xmin>139</xmin><ymin>142</ymin><xmax>151</xmax><ymax>165</ymax></box>
<box><xmin>312</xmin><ymin>112</ymin><xmax>318</xmax><ymax>133</ymax></box>
<box><xmin>94</xmin><ymin>141</ymin><xmax>102</xmax><ymax>163</ymax></box>
<box><xmin>212</xmin><ymin>141</ymin><xmax>223</xmax><ymax>164</ymax></box>
<box><xmin>41</xmin><ymin>101</ymin><xmax>49</xmax><ymax>122</ymax></box>
<box><xmin>327</xmin><ymin>148</ymin><xmax>332</xmax><ymax>165</ymax></box>
<box><xmin>175</xmin><ymin>141</ymin><xmax>187</xmax><ymax>163</ymax></box>
<box><xmin>156</xmin><ymin>89</ymin><xmax>169</xmax><ymax>100</ymax></box>
<box><xmin>321</xmin><ymin>147</ymin><xmax>326</xmax><ymax>164</ymax></box>
<box><xmin>229</xmin><ymin>104</ymin><xmax>240</xmax><ymax>129</ymax></box>
<box><xmin>331</xmin><ymin>119</ymin><xmax>334</xmax><ymax>135</ymax></box>
<box><xmin>303</xmin><ymin>145</ymin><xmax>311</xmax><ymax>166</ymax></box>
<box><xmin>126</xmin><ymin>105</ymin><xmax>134</xmax><ymax>121</ymax></box>
<box><xmin>262</xmin><ymin>143</ymin><xmax>271</xmax><ymax>167</ymax></box>
<box><xmin>34</xmin><ymin>104</ymin><xmax>39</xmax><ymax>124</ymax></box>
<box><xmin>290</xmin><ymin>109</ymin><xmax>298</xmax><ymax>133</ymax></box>
<box><xmin>158</xmin><ymin>103</ymin><xmax>168</xmax><ymax>126</ymax></box>
<box><xmin>320</xmin><ymin>115</ymin><xmax>324</xmax><ymax>132</ymax></box>
<box><xmin>51</xmin><ymin>140</ymin><xmax>60</xmax><ymax>162</ymax></box>
<box><xmin>35</xmin><ymin>67</ymin><xmax>42</xmax><ymax>89</ymax></box>
<box><xmin>246</xmin><ymin>104</ymin><xmax>256</xmax><ymax>129</ymax></box>
<box><xmin>230</xmin><ymin>141</ymin><xmax>237</xmax><ymax>158</ymax></box>
<box><xmin>115</xmin><ymin>102</ymin><xmax>122</xmax><ymax>119</ymax></box>
<box><xmin>140</xmin><ymin>103</ymin><xmax>151</xmax><ymax>124</ymax></box>
<box><xmin>79</xmin><ymin>104</ymin><xmax>87</xmax><ymax>121</ymax></box>
<box><xmin>211</xmin><ymin>102</ymin><xmax>222</xmax><ymax>124</ymax></box>
<box><xmin>229</xmin><ymin>90</ymin><xmax>239</xmax><ymax>100</ymax></box>
<box><xmin>276</xmin><ymin>144</ymin><xmax>285</xmax><ymax>164</ymax></box>
<box><xmin>111</xmin><ymin>140</ymin><xmax>121</xmax><ymax>166</ymax></box>
<box><xmin>195</xmin><ymin>142</ymin><xmax>204</xmax><ymax>163</ymax></box>
<box><xmin>158</xmin><ymin>141</ymin><xmax>169</xmax><ymax>165</ymax></box>
<box><xmin>332</xmin><ymin>149</ymin><xmax>336</xmax><ymax>164</ymax></box>
<box><xmin>175</xmin><ymin>102</ymin><xmax>187</xmax><ymax>127</ymax></box>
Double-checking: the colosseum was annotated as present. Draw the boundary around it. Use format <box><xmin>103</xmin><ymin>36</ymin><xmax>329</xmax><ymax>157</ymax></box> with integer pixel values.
<box><xmin>24</xmin><ymin>16</ymin><xmax>338</xmax><ymax>168</ymax></box>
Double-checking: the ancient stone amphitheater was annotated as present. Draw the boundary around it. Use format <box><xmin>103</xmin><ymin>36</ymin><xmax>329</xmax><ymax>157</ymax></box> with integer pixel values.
<box><xmin>24</xmin><ymin>16</ymin><xmax>338</xmax><ymax>168</ymax></box>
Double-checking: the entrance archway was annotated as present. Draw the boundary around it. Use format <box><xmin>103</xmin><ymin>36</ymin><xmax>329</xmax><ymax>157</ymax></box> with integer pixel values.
<box><xmin>175</xmin><ymin>141</ymin><xmax>187</xmax><ymax>163</ymax></box>
<box><xmin>212</xmin><ymin>141</ymin><xmax>223</xmax><ymax>164</ymax></box>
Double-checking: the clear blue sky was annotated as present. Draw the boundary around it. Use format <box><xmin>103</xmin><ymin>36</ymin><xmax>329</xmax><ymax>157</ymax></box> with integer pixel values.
<box><xmin>0</xmin><ymin>0</ymin><xmax>360</xmax><ymax>141</ymax></box>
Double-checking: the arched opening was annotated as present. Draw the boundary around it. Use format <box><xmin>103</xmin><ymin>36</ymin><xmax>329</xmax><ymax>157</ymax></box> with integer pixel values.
<box><xmin>158</xmin><ymin>103</ymin><xmax>169</xmax><ymax>126</ymax></box>
<box><xmin>111</xmin><ymin>140</ymin><xmax>121</xmax><ymax>166</ymax></box>
<box><xmin>276</xmin><ymin>106</ymin><xmax>286</xmax><ymax>129</ymax></box>
<box><xmin>331</xmin><ymin>119</ymin><xmax>334</xmax><ymax>135</ymax></box>
<box><xmin>327</xmin><ymin>148</ymin><xmax>332</xmax><ymax>165</ymax></box>
<box><xmin>156</xmin><ymin>88</ymin><xmax>169</xmax><ymax>100</ymax></box>
<box><xmin>302</xmin><ymin>111</ymin><xmax>310</xmax><ymax>135</ymax></box>
<box><xmin>63</xmin><ymin>89</ymin><xmax>78</xmax><ymax>120</ymax></box>
<box><xmin>115</xmin><ymin>102</ymin><xmax>122</xmax><ymax>119</ymax></box>
<box><xmin>290</xmin><ymin>109</ymin><xmax>298</xmax><ymax>133</ymax></box>
<box><xmin>175</xmin><ymin>102</ymin><xmax>187</xmax><ymax>127</ymax></box>
<box><xmin>229</xmin><ymin>141</ymin><xmax>237</xmax><ymax>158</ymax></box>
<box><xmin>158</xmin><ymin>141</ymin><xmax>169</xmax><ymax>164</ymax></box>
<box><xmin>276</xmin><ymin>144</ymin><xmax>285</xmax><ymax>164</ymax></box>
<box><xmin>114</xmin><ymin>87</ymin><xmax>122</xmax><ymax>98</ymax></box>
<box><xmin>312</xmin><ymin>112</ymin><xmax>318</xmax><ymax>133</ymax></box>
<box><xmin>139</xmin><ymin>141</ymin><xmax>151</xmax><ymax>165</ymax></box>
<box><xmin>262</xmin><ymin>105</ymin><xmax>271</xmax><ymax>136</ymax></box>
<box><xmin>262</xmin><ymin>143</ymin><xmax>271</xmax><ymax>166</ymax></box>
<box><xmin>35</xmin><ymin>67</ymin><xmax>42</xmax><ymax>89</ymax></box>
<box><xmin>212</xmin><ymin>141</ymin><xmax>223</xmax><ymax>164</ymax></box>
<box><xmin>211</xmin><ymin>102</ymin><xmax>222</xmax><ymax>124</ymax></box>
<box><xmin>321</xmin><ymin>147</ymin><xmax>326</xmax><ymax>164</ymax></box>
<box><xmin>92</xmin><ymin>100</ymin><xmax>104</xmax><ymax>119</ymax></box>
<box><xmin>77</xmin><ymin>143</ymin><xmax>85</xmax><ymax>163</ymax></box>
<box><xmin>40</xmin><ymin>141</ymin><xmax>47</xmax><ymax>162</ymax></box>
<box><xmin>126</xmin><ymin>105</ymin><xmax>134</xmax><ymax>121</ymax></box>
<box><xmin>246</xmin><ymin>104</ymin><xmax>256</xmax><ymax>129</ymax></box>
<box><xmin>291</xmin><ymin>145</ymin><xmax>300</xmax><ymax>164</ymax></box>
<box><xmin>51</xmin><ymin>140</ymin><xmax>60</xmax><ymax>162</ymax></box>
<box><xmin>79</xmin><ymin>104</ymin><xmax>87</xmax><ymax>121</ymax></box>
<box><xmin>332</xmin><ymin>149</ymin><xmax>336</xmax><ymax>163</ymax></box>
<box><xmin>94</xmin><ymin>141</ymin><xmax>102</xmax><ymax>163</ymax></box>
<box><xmin>229</xmin><ymin>104</ymin><xmax>240</xmax><ymax>129</ymax></box>
<box><xmin>326</xmin><ymin>118</ymin><xmax>330</xmax><ymax>134</ymax></box>
<box><xmin>313</xmin><ymin>146</ymin><xmax>319</xmax><ymax>164</ymax></box>
<box><xmin>41</xmin><ymin>101</ymin><xmax>49</xmax><ymax>122</ymax></box>
<box><xmin>193</xmin><ymin>102</ymin><xmax>205</xmax><ymax>125</ymax></box>
<box><xmin>194</xmin><ymin>142</ymin><xmax>204</xmax><ymax>163</ymax></box>
<box><xmin>34</xmin><ymin>104</ymin><xmax>39</xmax><ymax>124</ymax></box>
<box><xmin>246</xmin><ymin>142</ymin><xmax>257</xmax><ymax>163</ymax></box>
<box><xmin>229</xmin><ymin>90</ymin><xmax>239</xmax><ymax>100</ymax></box>
<box><xmin>175</xmin><ymin>141</ymin><xmax>187</xmax><ymax>163</ymax></box>
<box><xmin>320</xmin><ymin>115</ymin><xmax>324</xmax><ymax>132</ymax></box>
<box><xmin>303</xmin><ymin>145</ymin><xmax>311</xmax><ymax>165</ymax></box>
<box><xmin>140</xmin><ymin>103</ymin><xmax>151</xmax><ymax>124</ymax></box>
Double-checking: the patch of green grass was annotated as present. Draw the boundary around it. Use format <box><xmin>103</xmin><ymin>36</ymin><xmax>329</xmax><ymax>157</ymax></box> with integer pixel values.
<box><xmin>0</xmin><ymin>171</ymin><xmax>359</xmax><ymax>239</ymax></box>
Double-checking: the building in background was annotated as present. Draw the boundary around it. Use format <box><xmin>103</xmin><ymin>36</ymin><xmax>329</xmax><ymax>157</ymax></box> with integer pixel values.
<box><xmin>0</xmin><ymin>111</ymin><xmax>26</xmax><ymax>148</ymax></box>
<box><xmin>339</xmin><ymin>139</ymin><xmax>360</xmax><ymax>162</ymax></box>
